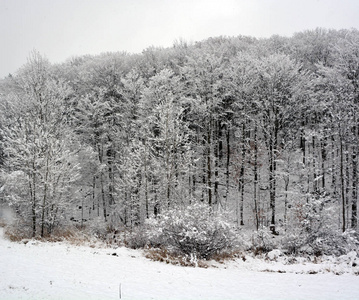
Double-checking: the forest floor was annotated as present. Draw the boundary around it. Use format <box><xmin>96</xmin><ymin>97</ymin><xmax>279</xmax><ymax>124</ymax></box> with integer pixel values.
<box><xmin>1</xmin><ymin>227</ymin><xmax>359</xmax><ymax>300</ymax></box>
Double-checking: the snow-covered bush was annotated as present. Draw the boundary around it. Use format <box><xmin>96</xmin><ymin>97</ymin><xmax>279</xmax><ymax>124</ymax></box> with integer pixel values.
<box><xmin>307</xmin><ymin>230</ymin><xmax>359</xmax><ymax>256</ymax></box>
<box><xmin>124</xmin><ymin>225</ymin><xmax>150</xmax><ymax>249</ymax></box>
<box><xmin>250</xmin><ymin>228</ymin><xmax>279</xmax><ymax>254</ymax></box>
<box><xmin>146</xmin><ymin>202</ymin><xmax>236</xmax><ymax>260</ymax></box>
<box><xmin>281</xmin><ymin>230</ymin><xmax>304</xmax><ymax>254</ymax></box>
<box><xmin>283</xmin><ymin>193</ymin><xmax>359</xmax><ymax>256</ymax></box>
<box><xmin>267</xmin><ymin>249</ymin><xmax>283</xmax><ymax>261</ymax></box>
<box><xmin>85</xmin><ymin>217</ymin><xmax>109</xmax><ymax>239</ymax></box>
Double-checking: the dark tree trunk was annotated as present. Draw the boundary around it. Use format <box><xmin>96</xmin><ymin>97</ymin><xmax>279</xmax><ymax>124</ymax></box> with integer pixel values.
<box><xmin>352</xmin><ymin>138</ymin><xmax>358</xmax><ymax>228</ymax></box>
<box><xmin>207</xmin><ymin>120</ymin><xmax>212</xmax><ymax>206</ymax></box>
<box><xmin>214</xmin><ymin>121</ymin><xmax>220</xmax><ymax>206</ymax></box>
<box><xmin>239</xmin><ymin>123</ymin><xmax>246</xmax><ymax>226</ymax></box>
<box><xmin>269</xmin><ymin>120</ymin><xmax>278</xmax><ymax>234</ymax></box>
<box><xmin>107</xmin><ymin>144</ymin><xmax>115</xmax><ymax>206</ymax></box>
<box><xmin>312</xmin><ymin>136</ymin><xmax>318</xmax><ymax>193</ymax></box>
<box><xmin>320</xmin><ymin>137</ymin><xmax>327</xmax><ymax>190</ymax></box>
<box><xmin>225</xmin><ymin>125</ymin><xmax>231</xmax><ymax>208</ymax></box>
<box><xmin>253</xmin><ymin>125</ymin><xmax>259</xmax><ymax>230</ymax></box>
<box><xmin>340</xmin><ymin>138</ymin><xmax>346</xmax><ymax>232</ymax></box>
<box><xmin>351</xmin><ymin>126</ymin><xmax>358</xmax><ymax>229</ymax></box>
<box><xmin>30</xmin><ymin>169</ymin><xmax>36</xmax><ymax>238</ymax></box>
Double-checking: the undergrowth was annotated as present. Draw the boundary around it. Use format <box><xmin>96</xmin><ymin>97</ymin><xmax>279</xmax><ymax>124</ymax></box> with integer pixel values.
<box><xmin>144</xmin><ymin>247</ymin><xmax>243</xmax><ymax>268</ymax></box>
<box><xmin>3</xmin><ymin>224</ymin><xmax>99</xmax><ymax>246</ymax></box>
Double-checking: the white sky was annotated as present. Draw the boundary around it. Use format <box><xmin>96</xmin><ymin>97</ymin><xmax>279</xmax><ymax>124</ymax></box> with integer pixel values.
<box><xmin>1</xmin><ymin>0</ymin><xmax>359</xmax><ymax>78</ymax></box>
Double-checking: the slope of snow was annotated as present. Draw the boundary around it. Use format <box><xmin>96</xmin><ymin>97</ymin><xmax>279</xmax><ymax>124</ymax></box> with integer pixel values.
<box><xmin>1</xmin><ymin>227</ymin><xmax>359</xmax><ymax>300</ymax></box>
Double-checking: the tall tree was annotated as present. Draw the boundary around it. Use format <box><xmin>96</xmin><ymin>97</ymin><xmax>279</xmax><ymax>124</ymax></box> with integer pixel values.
<box><xmin>140</xmin><ymin>69</ymin><xmax>193</xmax><ymax>212</ymax></box>
<box><xmin>250</xmin><ymin>54</ymin><xmax>309</xmax><ymax>233</ymax></box>
<box><xmin>0</xmin><ymin>51</ymin><xmax>81</xmax><ymax>237</ymax></box>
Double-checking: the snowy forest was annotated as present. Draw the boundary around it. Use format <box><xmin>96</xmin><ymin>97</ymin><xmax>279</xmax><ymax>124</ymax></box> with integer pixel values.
<box><xmin>1</xmin><ymin>28</ymin><xmax>359</xmax><ymax>259</ymax></box>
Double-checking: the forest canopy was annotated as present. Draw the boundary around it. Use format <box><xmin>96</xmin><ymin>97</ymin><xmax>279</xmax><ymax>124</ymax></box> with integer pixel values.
<box><xmin>0</xmin><ymin>28</ymin><xmax>359</xmax><ymax>257</ymax></box>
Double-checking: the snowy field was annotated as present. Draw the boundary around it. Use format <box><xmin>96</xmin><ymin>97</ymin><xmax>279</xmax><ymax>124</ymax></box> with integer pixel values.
<box><xmin>1</xmin><ymin>228</ymin><xmax>359</xmax><ymax>300</ymax></box>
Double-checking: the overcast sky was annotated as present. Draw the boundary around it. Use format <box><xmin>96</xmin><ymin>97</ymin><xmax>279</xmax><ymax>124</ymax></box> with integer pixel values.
<box><xmin>1</xmin><ymin>0</ymin><xmax>359</xmax><ymax>78</ymax></box>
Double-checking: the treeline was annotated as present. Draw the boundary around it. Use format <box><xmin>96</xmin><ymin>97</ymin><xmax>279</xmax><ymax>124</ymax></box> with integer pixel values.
<box><xmin>0</xmin><ymin>28</ymin><xmax>358</xmax><ymax>242</ymax></box>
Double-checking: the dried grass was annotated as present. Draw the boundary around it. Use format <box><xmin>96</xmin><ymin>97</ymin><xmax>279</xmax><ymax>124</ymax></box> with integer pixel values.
<box><xmin>3</xmin><ymin>224</ymin><xmax>98</xmax><ymax>246</ymax></box>
<box><xmin>42</xmin><ymin>226</ymin><xmax>94</xmax><ymax>245</ymax></box>
<box><xmin>210</xmin><ymin>249</ymin><xmax>245</xmax><ymax>263</ymax></box>
<box><xmin>4</xmin><ymin>226</ymin><xmax>32</xmax><ymax>242</ymax></box>
<box><xmin>145</xmin><ymin>247</ymin><xmax>242</xmax><ymax>268</ymax></box>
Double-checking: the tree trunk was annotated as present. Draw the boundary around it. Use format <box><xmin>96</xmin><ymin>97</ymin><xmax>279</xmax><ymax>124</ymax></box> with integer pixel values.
<box><xmin>269</xmin><ymin>141</ymin><xmax>276</xmax><ymax>232</ymax></box>
<box><xmin>320</xmin><ymin>137</ymin><xmax>327</xmax><ymax>190</ymax></box>
<box><xmin>352</xmin><ymin>145</ymin><xmax>358</xmax><ymax>228</ymax></box>
<box><xmin>239</xmin><ymin>122</ymin><xmax>246</xmax><ymax>226</ymax></box>
<box><xmin>107</xmin><ymin>145</ymin><xmax>115</xmax><ymax>206</ymax></box>
<box><xmin>340</xmin><ymin>137</ymin><xmax>346</xmax><ymax>232</ymax></box>
<box><xmin>214</xmin><ymin>121</ymin><xmax>220</xmax><ymax>206</ymax></box>
<box><xmin>253</xmin><ymin>125</ymin><xmax>259</xmax><ymax>231</ymax></box>
<box><xmin>207</xmin><ymin>120</ymin><xmax>212</xmax><ymax>206</ymax></box>
<box><xmin>269</xmin><ymin>122</ymin><xmax>278</xmax><ymax>234</ymax></box>
<box><xmin>225</xmin><ymin>125</ymin><xmax>230</xmax><ymax>209</ymax></box>
<box><xmin>97</xmin><ymin>142</ymin><xmax>107</xmax><ymax>222</ymax></box>
<box><xmin>41</xmin><ymin>156</ymin><xmax>50</xmax><ymax>238</ymax></box>
<box><xmin>92</xmin><ymin>175</ymin><xmax>96</xmax><ymax>215</ymax></box>
<box><xmin>312</xmin><ymin>136</ymin><xmax>318</xmax><ymax>193</ymax></box>
<box><xmin>144</xmin><ymin>146</ymin><xmax>149</xmax><ymax>219</ymax></box>
<box><xmin>300</xmin><ymin>126</ymin><xmax>306</xmax><ymax>166</ymax></box>
<box><xmin>202</xmin><ymin>155</ymin><xmax>206</xmax><ymax>202</ymax></box>
<box><xmin>331</xmin><ymin>134</ymin><xmax>337</xmax><ymax>198</ymax></box>
<box><xmin>30</xmin><ymin>168</ymin><xmax>36</xmax><ymax>238</ymax></box>
<box><xmin>100</xmin><ymin>172</ymin><xmax>107</xmax><ymax>222</ymax></box>
<box><xmin>345</xmin><ymin>144</ymin><xmax>350</xmax><ymax>229</ymax></box>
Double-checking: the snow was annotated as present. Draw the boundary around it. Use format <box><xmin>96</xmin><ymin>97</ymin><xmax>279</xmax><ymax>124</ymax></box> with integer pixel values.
<box><xmin>267</xmin><ymin>249</ymin><xmax>282</xmax><ymax>260</ymax></box>
<box><xmin>1</xmin><ymin>228</ymin><xmax>359</xmax><ymax>300</ymax></box>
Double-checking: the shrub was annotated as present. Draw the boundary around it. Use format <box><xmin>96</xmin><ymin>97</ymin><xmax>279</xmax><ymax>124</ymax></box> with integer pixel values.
<box><xmin>124</xmin><ymin>225</ymin><xmax>150</xmax><ymax>249</ymax></box>
<box><xmin>282</xmin><ymin>193</ymin><xmax>359</xmax><ymax>256</ymax></box>
<box><xmin>146</xmin><ymin>202</ymin><xmax>235</xmax><ymax>260</ymax></box>
<box><xmin>144</xmin><ymin>247</ymin><xmax>211</xmax><ymax>267</ymax></box>
<box><xmin>307</xmin><ymin>229</ymin><xmax>359</xmax><ymax>256</ymax></box>
<box><xmin>250</xmin><ymin>228</ymin><xmax>279</xmax><ymax>255</ymax></box>
<box><xmin>85</xmin><ymin>217</ymin><xmax>109</xmax><ymax>239</ymax></box>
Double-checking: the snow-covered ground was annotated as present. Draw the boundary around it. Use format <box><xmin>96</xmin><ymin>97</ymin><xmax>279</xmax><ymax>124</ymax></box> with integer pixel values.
<box><xmin>1</xmin><ymin>228</ymin><xmax>359</xmax><ymax>300</ymax></box>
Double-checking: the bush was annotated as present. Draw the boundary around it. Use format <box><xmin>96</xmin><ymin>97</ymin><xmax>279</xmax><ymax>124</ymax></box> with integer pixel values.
<box><xmin>250</xmin><ymin>228</ymin><xmax>279</xmax><ymax>255</ymax></box>
<box><xmin>85</xmin><ymin>217</ymin><xmax>109</xmax><ymax>239</ymax></box>
<box><xmin>146</xmin><ymin>202</ymin><xmax>235</xmax><ymax>260</ymax></box>
<box><xmin>282</xmin><ymin>193</ymin><xmax>359</xmax><ymax>256</ymax></box>
<box><xmin>124</xmin><ymin>225</ymin><xmax>150</xmax><ymax>249</ymax></box>
<box><xmin>307</xmin><ymin>229</ymin><xmax>359</xmax><ymax>256</ymax></box>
